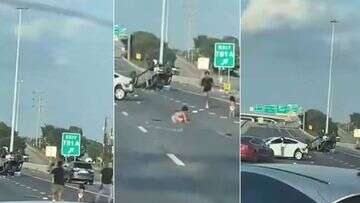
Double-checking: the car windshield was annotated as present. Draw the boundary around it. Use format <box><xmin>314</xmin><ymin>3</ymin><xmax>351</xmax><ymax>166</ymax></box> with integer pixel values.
<box><xmin>74</xmin><ymin>163</ymin><xmax>92</xmax><ymax>169</ymax></box>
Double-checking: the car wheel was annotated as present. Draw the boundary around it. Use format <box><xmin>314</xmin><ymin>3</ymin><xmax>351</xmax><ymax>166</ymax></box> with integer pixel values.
<box><xmin>115</xmin><ymin>86</ymin><xmax>126</xmax><ymax>100</ymax></box>
<box><xmin>294</xmin><ymin>150</ymin><xmax>303</xmax><ymax>160</ymax></box>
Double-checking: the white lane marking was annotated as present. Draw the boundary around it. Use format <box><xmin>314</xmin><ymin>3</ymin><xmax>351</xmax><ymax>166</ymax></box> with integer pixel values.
<box><xmin>138</xmin><ymin>126</ymin><xmax>148</xmax><ymax>133</ymax></box>
<box><xmin>40</xmin><ymin>192</ymin><xmax>46</xmax><ymax>195</ymax></box>
<box><xmin>208</xmin><ymin>112</ymin><xmax>216</xmax><ymax>115</ymax></box>
<box><xmin>189</xmin><ymin>105</ymin><xmax>196</xmax><ymax>108</ymax></box>
<box><xmin>136</xmin><ymin>101</ymin><xmax>141</xmax><ymax>104</ymax></box>
<box><xmin>182</xmin><ymin>102</ymin><xmax>188</xmax><ymax>105</ymax></box>
<box><xmin>32</xmin><ymin>188</ymin><xmax>38</xmax><ymax>192</ymax></box>
<box><xmin>20</xmin><ymin>184</ymin><xmax>25</xmax><ymax>187</ymax></box>
<box><xmin>175</xmin><ymin>100</ymin><xmax>181</xmax><ymax>103</ymax></box>
<box><xmin>42</xmin><ymin>197</ymin><xmax>48</xmax><ymax>200</ymax></box>
<box><xmin>121</xmin><ymin>111</ymin><xmax>129</xmax><ymax>116</ymax></box>
<box><xmin>166</xmin><ymin>153</ymin><xmax>186</xmax><ymax>166</ymax></box>
<box><xmin>192</xmin><ymin>110</ymin><xmax>198</xmax><ymax>113</ymax></box>
<box><xmin>26</xmin><ymin>186</ymin><xmax>31</xmax><ymax>189</ymax></box>
<box><xmin>234</xmin><ymin>121</ymin><xmax>240</xmax><ymax>124</ymax></box>
<box><xmin>134</xmin><ymin>94</ymin><xmax>139</xmax><ymax>97</ymax></box>
<box><xmin>170</xmin><ymin>98</ymin><xmax>174</xmax><ymax>101</ymax></box>
<box><xmin>219</xmin><ymin>116</ymin><xmax>228</xmax><ymax>119</ymax></box>
<box><xmin>199</xmin><ymin>109</ymin><xmax>205</xmax><ymax>111</ymax></box>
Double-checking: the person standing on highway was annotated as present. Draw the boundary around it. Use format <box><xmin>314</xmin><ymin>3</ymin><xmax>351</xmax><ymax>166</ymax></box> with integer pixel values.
<box><xmin>95</xmin><ymin>162</ymin><xmax>113</xmax><ymax>203</ymax></box>
<box><xmin>201</xmin><ymin>71</ymin><xmax>214</xmax><ymax>109</ymax></box>
<box><xmin>50</xmin><ymin>160</ymin><xmax>65</xmax><ymax>202</ymax></box>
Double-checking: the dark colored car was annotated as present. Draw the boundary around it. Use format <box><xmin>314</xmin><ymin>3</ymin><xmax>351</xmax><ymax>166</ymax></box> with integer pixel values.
<box><xmin>241</xmin><ymin>136</ymin><xmax>274</xmax><ymax>162</ymax></box>
<box><xmin>64</xmin><ymin>161</ymin><xmax>94</xmax><ymax>185</ymax></box>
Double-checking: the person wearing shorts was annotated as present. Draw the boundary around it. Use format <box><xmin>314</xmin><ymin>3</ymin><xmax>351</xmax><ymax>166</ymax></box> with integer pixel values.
<box><xmin>201</xmin><ymin>71</ymin><xmax>214</xmax><ymax>109</ymax></box>
<box><xmin>51</xmin><ymin>160</ymin><xmax>65</xmax><ymax>201</ymax></box>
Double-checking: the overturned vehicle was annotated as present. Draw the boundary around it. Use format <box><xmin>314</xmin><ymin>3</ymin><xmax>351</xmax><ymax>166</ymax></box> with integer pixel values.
<box><xmin>308</xmin><ymin>135</ymin><xmax>338</xmax><ymax>153</ymax></box>
<box><xmin>0</xmin><ymin>154</ymin><xmax>24</xmax><ymax>176</ymax></box>
<box><xmin>114</xmin><ymin>63</ymin><xmax>179</xmax><ymax>100</ymax></box>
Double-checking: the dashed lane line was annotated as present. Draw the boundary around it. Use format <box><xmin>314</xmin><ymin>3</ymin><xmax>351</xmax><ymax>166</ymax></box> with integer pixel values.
<box><xmin>166</xmin><ymin>153</ymin><xmax>186</xmax><ymax>166</ymax></box>
<box><xmin>121</xmin><ymin>111</ymin><xmax>129</xmax><ymax>116</ymax></box>
<box><xmin>138</xmin><ymin>126</ymin><xmax>148</xmax><ymax>133</ymax></box>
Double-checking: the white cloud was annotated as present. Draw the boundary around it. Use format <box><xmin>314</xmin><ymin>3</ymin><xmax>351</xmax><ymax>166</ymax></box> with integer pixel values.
<box><xmin>242</xmin><ymin>0</ymin><xmax>328</xmax><ymax>33</ymax></box>
<box><xmin>17</xmin><ymin>17</ymin><xmax>96</xmax><ymax>41</ymax></box>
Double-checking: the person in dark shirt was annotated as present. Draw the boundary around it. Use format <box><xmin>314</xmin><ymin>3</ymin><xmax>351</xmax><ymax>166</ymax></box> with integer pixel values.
<box><xmin>201</xmin><ymin>71</ymin><xmax>214</xmax><ymax>109</ymax></box>
<box><xmin>50</xmin><ymin>160</ymin><xmax>65</xmax><ymax>201</ymax></box>
<box><xmin>95</xmin><ymin>162</ymin><xmax>113</xmax><ymax>203</ymax></box>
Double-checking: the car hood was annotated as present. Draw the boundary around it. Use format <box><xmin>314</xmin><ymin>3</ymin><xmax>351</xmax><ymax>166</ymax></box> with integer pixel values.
<box><xmin>242</xmin><ymin>163</ymin><xmax>360</xmax><ymax>203</ymax></box>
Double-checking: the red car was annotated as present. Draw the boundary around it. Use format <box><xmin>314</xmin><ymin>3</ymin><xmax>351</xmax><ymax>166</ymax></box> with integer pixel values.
<box><xmin>241</xmin><ymin>136</ymin><xmax>274</xmax><ymax>162</ymax></box>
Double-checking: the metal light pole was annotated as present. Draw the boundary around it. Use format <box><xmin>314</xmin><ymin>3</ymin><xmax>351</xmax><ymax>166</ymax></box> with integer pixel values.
<box><xmin>10</xmin><ymin>8</ymin><xmax>27</xmax><ymax>153</ymax></box>
<box><xmin>15</xmin><ymin>80</ymin><xmax>23</xmax><ymax>133</ymax></box>
<box><xmin>159</xmin><ymin>0</ymin><xmax>167</xmax><ymax>65</ymax></box>
<box><xmin>165</xmin><ymin>0</ymin><xmax>170</xmax><ymax>44</ymax></box>
<box><xmin>325</xmin><ymin>19</ymin><xmax>337</xmax><ymax>135</ymax></box>
<box><xmin>303</xmin><ymin>111</ymin><xmax>306</xmax><ymax>130</ymax></box>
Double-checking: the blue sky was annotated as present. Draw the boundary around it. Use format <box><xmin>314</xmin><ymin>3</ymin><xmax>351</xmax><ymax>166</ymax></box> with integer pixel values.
<box><xmin>115</xmin><ymin>0</ymin><xmax>239</xmax><ymax>50</ymax></box>
<box><xmin>242</xmin><ymin>0</ymin><xmax>360</xmax><ymax>122</ymax></box>
<box><xmin>0</xmin><ymin>0</ymin><xmax>113</xmax><ymax>141</ymax></box>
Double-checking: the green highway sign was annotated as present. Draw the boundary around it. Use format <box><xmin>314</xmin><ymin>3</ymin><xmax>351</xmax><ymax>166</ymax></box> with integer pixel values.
<box><xmin>61</xmin><ymin>132</ymin><xmax>81</xmax><ymax>157</ymax></box>
<box><xmin>250</xmin><ymin>104</ymin><xmax>302</xmax><ymax>115</ymax></box>
<box><xmin>214</xmin><ymin>43</ymin><xmax>235</xmax><ymax>68</ymax></box>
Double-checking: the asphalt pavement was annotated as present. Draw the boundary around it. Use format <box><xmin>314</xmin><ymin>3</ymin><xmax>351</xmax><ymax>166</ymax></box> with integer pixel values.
<box><xmin>242</xmin><ymin>123</ymin><xmax>360</xmax><ymax>170</ymax></box>
<box><xmin>115</xmin><ymin>75</ymin><xmax>239</xmax><ymax>201</ymax></box>
<box><xmin>0</xmin><ymin>169</ymin><xmax>102</xmax><ymax>202</ymax></box>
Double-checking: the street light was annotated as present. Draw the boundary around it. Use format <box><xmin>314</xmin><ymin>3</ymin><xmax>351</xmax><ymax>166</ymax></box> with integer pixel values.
<box><xmin>325</xmin><ymin>19</ymin><xmax>338</xmax><ymax>135</ymax></box>
<box><xmin>15</xmin><ymin>80</ymin><xmax>24</xmax><ymax>133</ymax></box>
<box><xmin>159</xmin><ymin>0</ymin><xmax>167</xmax><ymax>65</ymax></box>
<box><xmin>10</xmin><ymin>8</ymin><xmax>27</xmax><ymax>153</ymax></box>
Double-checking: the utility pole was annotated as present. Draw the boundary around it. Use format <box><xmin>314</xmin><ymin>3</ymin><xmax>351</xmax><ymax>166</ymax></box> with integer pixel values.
<box><xmin>102</xmin><ymin>117</ymin><xmax>113</xmax><ymax>166</ymax></box>
<box><xmin>159</xmin><ymin>0</ymin><xmax>167</xmax><ymax>65</ymax></box>
<box><xmin>325</xmin><ymin>19</ymin><xmax>337</xmax><ymax>135</ymax></box>
<box><xmin>10</xmin><ymin>8</ymin><xmax>27</xmax><ymax>153</ymax></box>
<box><xmin>33</xmin><ymin>91</ymin><xmax>45</xmax><ymax>147</ymax></box>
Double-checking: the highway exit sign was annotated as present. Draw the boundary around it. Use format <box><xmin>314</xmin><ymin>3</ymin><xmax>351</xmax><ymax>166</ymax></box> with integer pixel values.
<box><xmin>214</xmin><ymin>43</ymin><xmax>235</xmax><ymax>68</ymax></box>
<box><xmin>250</xmin><ymin>104</ymin><xmax>302</xmax><ymax>115</ymax></box>
<box><xmin>61</xmin><ymin>132</ymin><xmax>81</xmax><ymax>157</ymax></box>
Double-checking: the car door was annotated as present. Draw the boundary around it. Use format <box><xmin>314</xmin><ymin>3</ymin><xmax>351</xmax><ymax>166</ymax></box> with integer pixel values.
<box><xmin>268</xmin><ymin>138</ymin><xmax>283</xmax><ymax>156</ymax></box>
<box><xmin>283</xmin><ymin>138</ymin><xmax>299</xmax><ymax>157</ymax></box>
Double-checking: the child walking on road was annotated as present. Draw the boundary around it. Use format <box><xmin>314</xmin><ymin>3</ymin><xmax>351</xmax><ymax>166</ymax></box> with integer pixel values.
<box><xmin>229</xmin><ymin>96</ymin><xmax>236</xmax><ymax>118</ymax></box>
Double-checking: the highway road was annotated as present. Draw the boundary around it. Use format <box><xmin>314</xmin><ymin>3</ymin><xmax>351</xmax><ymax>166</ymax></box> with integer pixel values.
<box><xmin>242</xmin><ymin>123</ymin><xmax>360</xmax><ymax>170</ymax></box>
<box><xmin>115</xmin><ymin>58</ymin><xmax>239</xmax><ymax>202</ymax></box>
<box><xmin>0</xmin><ymin>168</ymin><xmax>107</xmax><ymax>202</ymax></box>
